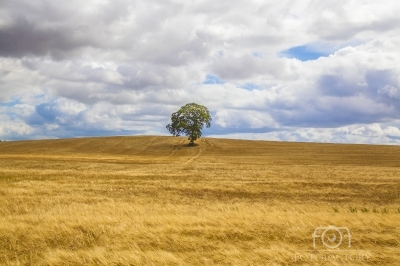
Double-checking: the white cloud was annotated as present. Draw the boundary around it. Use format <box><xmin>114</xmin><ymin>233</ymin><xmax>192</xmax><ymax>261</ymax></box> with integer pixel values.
<box><xmin>384</xmin><ymin>126</ymin><xmax>400</xmax><ymax>137</ymax></box>
<box><xmin>0</xmin><ymin>109</ymin><xmax>35</xmax><ymax>138</ymax></box>
<box><xmin>214</xmin><ymin>109</ymin><xmax>277</xmax><ymax>129</ymax></box>
<box><xmin>210</xmin><ymin>124</ymin><xmax>400</xmax><ymax>144</ymax></box>
<box><xmin>1</xmin><ymin>0</ymin><xmax>400</xmax><ymax>144</ymax></box>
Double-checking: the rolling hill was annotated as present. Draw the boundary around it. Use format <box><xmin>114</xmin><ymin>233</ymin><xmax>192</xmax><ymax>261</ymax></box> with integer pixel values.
<box><xmin>0</xmin><ymin>136</ymin><xmax>399</xmax><ymax>265</ymax></box>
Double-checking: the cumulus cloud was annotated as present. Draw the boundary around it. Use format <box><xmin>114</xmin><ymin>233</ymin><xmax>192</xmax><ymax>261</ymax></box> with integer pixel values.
<box><xmin>210</xmin><ymin>124</ymin><xmax>400</xmax><ymax>145</ymax></box>
<box><xmin>1</xmin><ymin>0</ymin><xmax>400</xmax><ymax>144</ymax></box>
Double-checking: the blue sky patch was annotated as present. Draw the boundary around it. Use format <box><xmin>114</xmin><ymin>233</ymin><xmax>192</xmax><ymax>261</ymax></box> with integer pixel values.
<box><xmin>0</xmin><ymin>98</ymin><xmax>21</xmax><ymax>107</ymax></box>
<box><xmin>280</xmin><ymin>45</ymin><xmax>330</xmax><ymax>61</ymax></box>
<box><xmin>34</xmin><ymin>94</ymin><xmax>46</xmax><ymax>99</ymax></box>
<box><xmin>240</xmin><ymin>83</ymin><xmax>258</xmax><ymax>90</ymax></box>
<box><xmin>203</xmin><ymin>74</ymin><xmax>224</xmax><ymax>84</ymax></box>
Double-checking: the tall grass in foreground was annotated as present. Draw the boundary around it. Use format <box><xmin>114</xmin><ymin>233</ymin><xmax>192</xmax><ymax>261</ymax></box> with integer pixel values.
<box><xmin>0</xmin><ymin>136</ymin><xmax>399</xmax><ymax>265</ymax></box>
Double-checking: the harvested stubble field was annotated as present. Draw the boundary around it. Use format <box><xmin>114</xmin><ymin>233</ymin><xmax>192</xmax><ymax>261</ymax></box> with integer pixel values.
<box><xmin>0</xmin><ymin>136</ymin><xmax>399</xmax><ymax>265</ymax></box>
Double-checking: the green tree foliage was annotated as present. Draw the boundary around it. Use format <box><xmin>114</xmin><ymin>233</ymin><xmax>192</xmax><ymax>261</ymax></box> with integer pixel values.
<box><xmin>166</xmin><ymin>103</ymin><xmax>212</xmax><ymax>146</ymax></box>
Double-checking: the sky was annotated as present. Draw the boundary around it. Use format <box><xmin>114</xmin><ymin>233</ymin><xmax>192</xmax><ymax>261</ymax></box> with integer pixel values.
<box><xmin>1</xmin><ymin>0</ymin><xmax>400</xmax><ymax>144</ymax></box>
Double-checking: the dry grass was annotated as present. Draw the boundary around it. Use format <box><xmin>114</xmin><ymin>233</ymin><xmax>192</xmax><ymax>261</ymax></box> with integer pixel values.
<box><xmin>0</xmin><ymin>136</ymin><xmax>399</xmax><ymax>265</ymax></box>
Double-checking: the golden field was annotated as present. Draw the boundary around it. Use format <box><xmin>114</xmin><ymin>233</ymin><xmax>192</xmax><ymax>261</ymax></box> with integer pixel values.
<box><xmin>0</xmin><ymin>136</ymin><xmax>399</xmax><ymax>265</ymax></box>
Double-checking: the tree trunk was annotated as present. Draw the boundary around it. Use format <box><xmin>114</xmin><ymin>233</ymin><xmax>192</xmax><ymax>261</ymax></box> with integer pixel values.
<box><xmin>188</xmin><ymin>138</ymin><xmax>195</xmax><ymax>146</ymax></box>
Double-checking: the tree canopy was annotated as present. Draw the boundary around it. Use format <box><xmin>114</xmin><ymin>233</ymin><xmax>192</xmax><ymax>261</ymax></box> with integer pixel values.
<box><xmin>166</xmin><ymin>103</ymin><xmax>212</xmax><ymax>146</ymax></box>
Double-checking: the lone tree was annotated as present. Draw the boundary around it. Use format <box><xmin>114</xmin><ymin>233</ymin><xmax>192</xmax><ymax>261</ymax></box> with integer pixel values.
<box><xmin>166</xmin><ymin>103</ymin><xmax>212</xmax><ymax>146</ymax></box>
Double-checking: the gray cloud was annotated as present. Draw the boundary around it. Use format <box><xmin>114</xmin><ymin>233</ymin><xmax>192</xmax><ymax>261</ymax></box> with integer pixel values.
<box><xmin>0</xmin><ymin>17</ymin><xmax>97</xmax><ymax>59</ymax></box>
<box><xmin>317</xmin><ymin>75</ymin><xmax>362</xmax><ymax>97</ymax></box>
